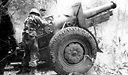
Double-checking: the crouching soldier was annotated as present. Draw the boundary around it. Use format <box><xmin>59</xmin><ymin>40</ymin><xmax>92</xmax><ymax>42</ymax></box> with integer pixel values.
<box><xmin>0</xmin><ymin>0</ymin><xmax>18</xmax><ymax>75</ymax></box>
<box><xmin>18</xmin><ymin>8</ymin><xmax>47</xmax><ymax>73</ymax></box>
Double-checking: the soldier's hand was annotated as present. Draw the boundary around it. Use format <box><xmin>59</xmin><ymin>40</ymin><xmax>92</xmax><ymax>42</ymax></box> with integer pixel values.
<box><xmin>29</xmin><ymin>31</ymin><xmax>37</xmax><ymax>36</ymax></box>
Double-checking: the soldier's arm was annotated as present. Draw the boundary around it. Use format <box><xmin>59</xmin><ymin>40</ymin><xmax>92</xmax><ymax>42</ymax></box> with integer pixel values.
<box><xmin>24</xmin><ymin>21</ymin><xmax>29</xmax><ymax>34</ymax></box>
<box><xmin>34</xmin><ymin>16</ymin><xmax>48</xmax><ymax>28</ymax></box>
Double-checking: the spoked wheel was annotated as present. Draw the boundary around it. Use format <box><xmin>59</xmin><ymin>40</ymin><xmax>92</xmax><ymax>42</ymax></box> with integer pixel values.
<box><xmin>49</xmin><ymin>27</ymin><xmax>98</xmax><ymax>75</ymax></box>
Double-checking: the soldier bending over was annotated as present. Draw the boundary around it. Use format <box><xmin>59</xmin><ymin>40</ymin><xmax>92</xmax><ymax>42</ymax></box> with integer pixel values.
<box><xmin>18</xmin><ymin>8</ymin><xmax>47</xmax><ymax>73</ymax></box>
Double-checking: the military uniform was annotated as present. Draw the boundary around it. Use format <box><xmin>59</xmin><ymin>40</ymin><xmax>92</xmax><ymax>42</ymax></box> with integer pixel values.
<box><xmin>22</xmin><ymin>8</ymin><xmax>47</xmax><ymax>68</ymax></box>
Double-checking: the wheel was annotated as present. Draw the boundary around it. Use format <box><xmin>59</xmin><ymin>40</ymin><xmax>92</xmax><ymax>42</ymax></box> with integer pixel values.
<box><xmin>49</xmin><ymin>27</ymin><xmax>98</xmax><ymax>75</ymax></box>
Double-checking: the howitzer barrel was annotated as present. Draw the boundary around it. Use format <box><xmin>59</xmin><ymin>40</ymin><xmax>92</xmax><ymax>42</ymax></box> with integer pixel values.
<box><xmin>83</xmin><ymin>1</ymin><xmax>116</xmax><ymax>19</ymax></box>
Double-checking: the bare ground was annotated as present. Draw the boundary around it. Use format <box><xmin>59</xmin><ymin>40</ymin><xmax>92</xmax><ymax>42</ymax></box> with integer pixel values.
<box><xmin>3</xmin><ymin>64</ymin><xmax>57</xmax><ymax>75</ymax></box>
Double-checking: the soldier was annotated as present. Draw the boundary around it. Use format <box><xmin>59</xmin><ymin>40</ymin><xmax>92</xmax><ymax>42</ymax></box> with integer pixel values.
<box><xmin>0</xmin><ymin>0</ymin><xmax>17</xmax><ymax>75</ymax></box>
<box><xmin>18</xmin><ymin>8</ymin><xmax>47</xmax><ymax>73</ymax></box>
<box><xmin>39</xmin><ymin>8</ymin><xmax>46</xmax><ymax>18</ymax></box>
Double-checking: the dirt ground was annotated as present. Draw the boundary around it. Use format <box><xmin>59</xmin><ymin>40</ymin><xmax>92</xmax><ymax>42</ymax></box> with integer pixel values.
<box><xmin>4</xmin><ymin>71</ymin><xmax>57</xmax><ymax>75</ymax></box>
<box><xmin>3</xmin><ymin>64</ymin><xmax>57</xmax><ymax>75</ymax></box>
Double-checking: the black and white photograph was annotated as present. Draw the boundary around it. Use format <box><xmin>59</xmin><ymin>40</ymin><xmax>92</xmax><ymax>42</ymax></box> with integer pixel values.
<box><xmin>0</xmin><ymin>0</ymin><xmax>128</xmax><ymax>75</ymax></box>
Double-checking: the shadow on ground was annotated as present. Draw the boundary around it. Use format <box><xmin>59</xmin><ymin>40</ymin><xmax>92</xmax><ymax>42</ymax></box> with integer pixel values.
<box><xmin>4</xmin><ymin>63</ymin><xmax>57</xmax><ymax>75</ymax></box>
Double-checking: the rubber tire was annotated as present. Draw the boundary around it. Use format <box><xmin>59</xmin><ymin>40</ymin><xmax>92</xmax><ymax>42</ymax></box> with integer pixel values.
<box><xmin>49</xmin><ymin>27</ymin><xmax>97</xmax><ymax>75</ymax></box>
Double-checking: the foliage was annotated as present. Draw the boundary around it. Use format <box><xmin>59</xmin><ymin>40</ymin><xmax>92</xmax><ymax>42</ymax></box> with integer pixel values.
<box><xmin>7</xmin><ymin>0</ymin><xmax>128</xmax><ymax>74</ymax></box>
<box><xmin>8</xmin><ymin>0</ymin><xmax>57</xmax><ymax>42</ymax></box>
<box><xmin>9</xmin><ymin>0</ymin><xmax>56</xmax><ymax>23</ymax></box>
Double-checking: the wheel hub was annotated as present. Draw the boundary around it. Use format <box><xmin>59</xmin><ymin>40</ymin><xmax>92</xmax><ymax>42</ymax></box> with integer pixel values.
<box><xmin>64</xmin><ymin>43</ymin><xmax>84</xmax><ymax>64</ymax></box>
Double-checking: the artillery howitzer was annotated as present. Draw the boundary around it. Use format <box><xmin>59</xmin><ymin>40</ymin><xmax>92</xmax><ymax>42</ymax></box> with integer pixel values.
<box><xmin>47</xmin><ymin>2</ymin><xmax>116</xmax><ymax>74</ymax></box>
<box><xmin>1</xmin><ymin>1</ymin><xmax>116</xmax><ymax>75</ymax></box>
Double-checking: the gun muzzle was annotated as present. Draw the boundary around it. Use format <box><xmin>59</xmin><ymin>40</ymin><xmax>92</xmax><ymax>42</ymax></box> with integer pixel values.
<box><xmin>111</xmin><ymin>1</ymin><xmax>117</xmax><ymax>9</ymax></box>
<box><xmin>83</xmin><ymin>1</ymin><xmax>117</xmax><ymax>19</ymax></box>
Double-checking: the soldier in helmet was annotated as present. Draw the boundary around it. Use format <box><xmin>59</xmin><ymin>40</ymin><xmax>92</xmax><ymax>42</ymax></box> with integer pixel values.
<box><xmin>39</xmin><ymin>8</ymin><xmax>46</xmax><ymax>18</ymax></box>
<box><xmin>18</xmin><ymin>8</ymin><xmax>47</xmax><ymax>73</ymax></box>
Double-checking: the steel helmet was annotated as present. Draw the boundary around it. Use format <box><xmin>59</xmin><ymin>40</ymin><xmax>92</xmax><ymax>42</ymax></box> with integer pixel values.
<box><xmin>29</xmin><ymin>8</ymin><xmax>40</xmax><ymax>16</ymax></box>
